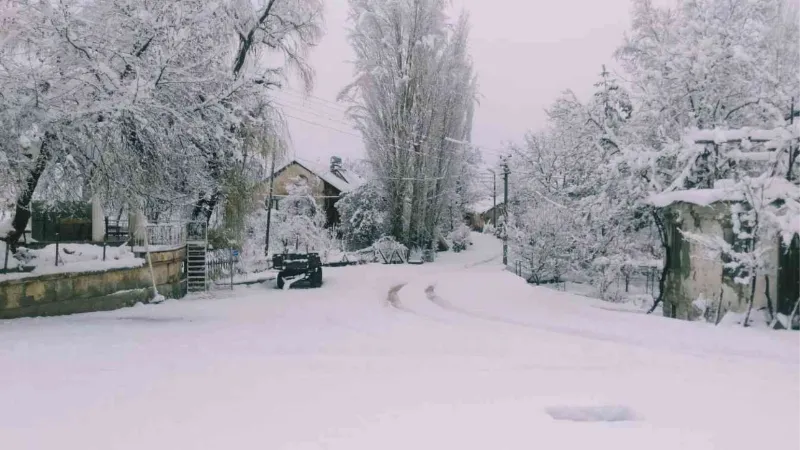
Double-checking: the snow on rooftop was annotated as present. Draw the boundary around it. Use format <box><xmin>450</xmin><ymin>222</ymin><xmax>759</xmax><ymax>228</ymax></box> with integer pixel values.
<box><xmin>647</xmin><ymin>189</ymin><xmax>732</xmax><ymax>208</ymax></box>
<box><xmin>272</xmin><ymin>158</ymin><xmax>365</xmax><ymax>194</ymax></box>
<box><xmin>647</xmin><ymin>177</ymin><xmax>800</xmax><ymax>208</ymax></box>
<box><xmin>466</xmin><ymin>199</ymin><xmax>497</xmax><ymax>214</ymax></box>
<box><xmin>687</xmin><ymin>124</ymin><xmax>800</xmax><ymax>149</ymax></box>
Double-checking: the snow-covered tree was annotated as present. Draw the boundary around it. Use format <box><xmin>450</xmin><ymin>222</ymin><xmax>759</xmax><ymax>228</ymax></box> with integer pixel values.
<box><xmin>0</xmin><ymin>0</ymin><xmax>321</xmax><ymax>250</ymax></box>
<box><xmin>507</xmin><ymin>66</ymin><xmax>655</xmax><ymax>298</ymax></box>
<box><xmin>613</xmin><ymin>0</ymin><xmax>800</xmax><ymax>313</ymax></box>
<box><xmin>270</xmin><ymin>177</ymin><xmax>331</xmax><ymax>253</ymax></box>
<box><xmin>509</xmin><ymin>203</ymin><xmax>577</xmax><ymax>285</ymax></box>
<box><xmin>335</xmin><ymin>180</ymin><xmax>387</xmax><ymax>250</ymax></box>
<box><xmin>340</xmin><ymin>0</ymin><xmax>477</xmax><ymax>249</ymax></box>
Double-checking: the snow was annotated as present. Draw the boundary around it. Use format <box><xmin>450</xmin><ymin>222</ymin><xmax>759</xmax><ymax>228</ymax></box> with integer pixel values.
<box><xmin>687</xmin><ymin>125</ymin><xmax>799</xmax><ymax>144</ymax></box>
<box><xmin>647</xmin><ymin>187</ymin><xmax>736</xmax><ymax>207</ymax></box>
<box><xmin>0</xmin><ymin>243</ymin><xmax>144</xmax><ymax>281</ymax></box>
<box><xmin>0</xmin><ymin>233</ymin><xmax>797</xmax><ymax>450</ymax></box>
<box><xmin>465</xmin><ymin>198</ymin><xmax>496</xmax><ymax>214</ymax></box>
<box><xmin>0</xmin><ymin>217</ymin><xmax>13</xmax><ymax>236</ymax></box>
<box><xmin>647</xmin><ymin>177</ymin><xmax>800</xmax><ymax>207</ymax></box>
<box><xmin>544</xmin><ymin>405</ymin><xmax>640</xmax><ymax>422</ymax></box>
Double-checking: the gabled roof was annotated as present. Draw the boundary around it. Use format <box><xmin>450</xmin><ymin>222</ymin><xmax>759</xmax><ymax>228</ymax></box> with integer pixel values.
<box><xmin>271</xmin><ymin>158</ymin><xmax>365</xmax><ymax>194</ymax></box>
<box><xmin>466</xmin><ymin>199</ymin><xmax>502</xmax><ymax>214</ymax></box>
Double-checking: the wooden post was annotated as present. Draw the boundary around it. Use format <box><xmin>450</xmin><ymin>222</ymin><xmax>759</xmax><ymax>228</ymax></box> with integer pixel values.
<box><xmin>54</xmin><ymin>231</ymin><xmax>60</xmax><ymax>266</ymax></box>
<box><xmin>103</xmin><ymin>216</ymin><xmax>108</xmax><ymax>261</ymax></box>
<box><xmin>143</xmin><ymin>224</ymin><xmax>161</xmax><ymax>302</ymax></box>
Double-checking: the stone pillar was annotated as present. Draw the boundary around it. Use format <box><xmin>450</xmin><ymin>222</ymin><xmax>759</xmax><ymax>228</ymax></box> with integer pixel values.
<box><xmin>91</xmin><ymin>196</ymin><xmax>105</xmax><ymax>242</ymax></box>
<box><xmin>129</xmin><ymin>209</ymin><xmax>147</xmax><ymax>242</ymax></box>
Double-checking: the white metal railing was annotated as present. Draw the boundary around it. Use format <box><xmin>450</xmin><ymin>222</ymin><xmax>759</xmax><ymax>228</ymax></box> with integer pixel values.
<box><xmin>132</xmin><ymin>222</ymin><xmax>186</xmax><ymax>250</ymax></box>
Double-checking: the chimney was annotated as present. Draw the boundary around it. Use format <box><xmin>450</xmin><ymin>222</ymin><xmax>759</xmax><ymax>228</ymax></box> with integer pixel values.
<box><xmin>330</xmin><ymin>156</ymin><xmax>342</xmax><ymax>173</ymax></box>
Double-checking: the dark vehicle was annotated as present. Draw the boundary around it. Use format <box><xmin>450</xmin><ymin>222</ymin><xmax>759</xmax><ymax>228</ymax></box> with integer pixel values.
<box><xmin>272</xmin><ymin>252</ymin><xmax>323</xmax><ymax>289</ymax></box>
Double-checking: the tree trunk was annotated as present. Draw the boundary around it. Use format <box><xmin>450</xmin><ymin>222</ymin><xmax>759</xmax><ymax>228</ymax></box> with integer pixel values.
<box><xmin>743</xmin><ymin>274</ymin><xmax>757</xmax><ymax>327</ymax></box>
<box><xmin>191</xmin><ymin>190</ymin><xmax>221</xmax><ymax>225</ymax></box>
<box><xmin>647</xmin><ymin>209</ymin><xmax>671</xmax><ymax>315</ymax></box>
<box><xmin>3</xmin><ymin>133</ymin><xmax>54</xmax><ymax>252</ymax></box>
<box><xmin>763</xmin><ymin>274</ymin><xmax>774</xmax><ymax>322</ymax></box>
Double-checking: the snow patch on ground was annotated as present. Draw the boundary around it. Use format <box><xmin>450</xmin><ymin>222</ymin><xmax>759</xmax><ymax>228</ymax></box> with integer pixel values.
<box><xmin>0</xmin><ymin>243</ymin><xmax>144</xmax><ymax>281</ymax></box>
<box><xmin>545</xmin><ymin>405</ymin><xmax>639</xmax><ymax>422</ymax></box>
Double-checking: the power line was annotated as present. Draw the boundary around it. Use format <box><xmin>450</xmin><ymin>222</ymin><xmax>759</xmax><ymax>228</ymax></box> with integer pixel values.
<box><xmin>279</xmin><ymin>105</ymin><xmax>510</xmax><ymax>163</ymax></box>
<box><xmin>272</xmin><ymin>94</ymin><xmax>349</xmax><ymax>115</ymax></box>
<box><xmin>280</xmin><ymin>112</ymin><xmax>452</xmax><ymax>161</ymax></box>
<box><xmin>273</xmin><ymin>100</ymin><xmax>354</xmax><ymax>128</ymax></box>
<box><xmin>277</xmin><ymin>89</ymin><xmax>350</xmax><ymax>113</ymax></box>
<box><xmin>281</xmin><ymin>112</ymin><xmax>362</xmax><ymax>138</ymax></box>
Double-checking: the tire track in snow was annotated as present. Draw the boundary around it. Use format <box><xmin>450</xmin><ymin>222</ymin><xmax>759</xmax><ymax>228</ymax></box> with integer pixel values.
<box><xmin>386</xmin><ymin>283</ymin><xmax>408</xmax><ymax>310</ymax></box>
<box><xmin>463</xmin><ymin>254</ymin><xmax>502</xmax><ymax>269</ymax></box>
<box><xmin>423</xmin><ymin>284</ymin><xmax>793</xmax><ymax>365</ymax></box>
<box><xmin>423</xmin><ymin>282</ymin><xmax>646</xmax><ymax>342</ymax></box>
<box><xmin>385</xmin><ymin>283</ymin><xmax>453</xmax><ymax>325</ymax></box>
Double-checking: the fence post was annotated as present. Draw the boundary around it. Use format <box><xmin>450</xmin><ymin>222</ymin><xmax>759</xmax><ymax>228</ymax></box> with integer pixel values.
<box><xmin>3</xmin><ymin>242</ymin><xmax>9</xmax><ymax>271</ymax></box>
<box><xmin>103</xmin><ymin>217</ymin><xmax>108</xmax><ymax>261</ymax></box>
<box><xmin>230</xmin><ymin>248</ymin><xmax>234</xmax><ymax>290</ymax></box>
<box><xmin>55</xmin><ymin>232</ymin><xmax>60</xmax><ymax>266</ymax></box>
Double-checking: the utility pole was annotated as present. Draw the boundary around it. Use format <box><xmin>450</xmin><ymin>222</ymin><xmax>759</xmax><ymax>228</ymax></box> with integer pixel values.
<box><xmin>789</xmin><ymin>97</ymin><xmax>797</xmax><ymax>182</ymax></box>
<box><xmin>502</xmin><ymin>160</ymin><xmax>510</xmax><ymax>266</ymax></box>
<box><xmin>488</xmin><ymin>169</ymin><xmax>497</xmax><ymax>227</ymax></box>
<box><xmin>264</xmin><ymin>151</ymin><xmax>277</xmax><ymax>257</ymax></box>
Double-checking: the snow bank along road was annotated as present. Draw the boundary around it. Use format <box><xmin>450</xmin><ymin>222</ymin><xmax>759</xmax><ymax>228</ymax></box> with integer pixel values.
<box><xmin>1</xmin><ymin>233</ymin><xmax>798</xmax><ymax>449</ymax></box>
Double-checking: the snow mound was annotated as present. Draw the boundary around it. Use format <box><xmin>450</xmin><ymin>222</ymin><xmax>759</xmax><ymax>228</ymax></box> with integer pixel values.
<box><xmin>545</xmin><ymin>405</ymin><xmax>639</xmax><ymax>422</ymax></box>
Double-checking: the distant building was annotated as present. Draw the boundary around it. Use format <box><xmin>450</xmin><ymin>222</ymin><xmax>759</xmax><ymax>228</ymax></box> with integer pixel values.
<box><xmin>465</xmin><ymin>199</ymin><xmax>504</xmax><ymax>232</ymax></box>
<box><xmin>261</xmin><ymin>157</ymin><xmax>365</xmax><ymax>228</ymax></box>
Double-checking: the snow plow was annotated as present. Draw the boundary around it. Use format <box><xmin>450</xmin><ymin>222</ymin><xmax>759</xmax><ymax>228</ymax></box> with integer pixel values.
<box><xmin>272</xmin><ymin>252</ymin><xmax>323</xmax><ymax>289</ymax></box>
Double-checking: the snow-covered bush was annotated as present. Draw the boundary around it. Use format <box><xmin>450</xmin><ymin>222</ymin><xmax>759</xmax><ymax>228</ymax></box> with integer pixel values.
<box><xmin>482</xmin><ymin>223</ymin><xmax>495</xmax><ymax>236</ymax></box>
<box><xmin>509</xmin><ymin>205</ymin><xmax>577</xmax><ymax>284</ymax></box>
<box><xmin>448</xmin><ymin>224</ymin><xmax>472</xmax><ymax>252</ymax></box>
<box><xmin>336</xmin><ymin>181</ymin><xmax>387</xmax><ymax>250</ymax></box>
<box><xmin>589</xmin><ymin>255</ymin><xmax>625</xmax><ymax>302</ymax></box>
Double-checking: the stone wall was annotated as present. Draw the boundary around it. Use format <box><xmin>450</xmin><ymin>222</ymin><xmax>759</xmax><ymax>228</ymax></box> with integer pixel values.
<box><xmin>662</xmin><ymin>203</ymin><xmax>779</xmax><ymax>320</ymax></box>
<box><xmin>0</xmin><ymin>247</ymin><xmax>186</xmax><ymax>319</ymax></box>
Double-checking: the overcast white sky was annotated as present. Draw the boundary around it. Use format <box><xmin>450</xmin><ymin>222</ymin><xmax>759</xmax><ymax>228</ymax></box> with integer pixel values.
<box><xmin>277</xmin><ymin>0</ymin><xmax>633</xmax><ymax>166</ymax></box>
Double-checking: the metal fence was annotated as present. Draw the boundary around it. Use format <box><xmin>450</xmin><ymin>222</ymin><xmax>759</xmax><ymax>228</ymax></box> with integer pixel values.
<box><xmin>207</xmin><ymin>248</ymin><xmax>240</xmax><ymax>283</ymax></box>
<box><xmin>131</xmin><ymin>222</ymin><xmax>186</xmax><ymax>249</ymax></box>
<box><xmin>510</xmin><ymin>259</ymin><xmax>661</xmax><ymax>299</ymax></box>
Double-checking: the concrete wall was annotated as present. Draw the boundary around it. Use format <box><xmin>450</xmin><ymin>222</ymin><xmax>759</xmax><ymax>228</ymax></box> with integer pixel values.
<box><xmin>0</xmin><ymin>248</ymin><xmax>186</xmax><ymax>319</ymax></box>
<box><xmin>662</xmin><ymin>203</ymin><xmax>779</xmax><ymax>320</ymax></box>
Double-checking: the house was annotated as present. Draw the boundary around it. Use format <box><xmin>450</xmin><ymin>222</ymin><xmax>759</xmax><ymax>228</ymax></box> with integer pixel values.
<box><xmin>465</xmin><ymin>199</ymin><xmax>505</xmax><ymax>232</ymax></box>
<box><xmin>262</xmin><ymin>156</ymin><xmax>365</xmax><ymax>228</ymax></box>
<box><xmin>647</xmin><ymin>183</ymin><xmax>799</xmax><ymax>324</ymax></box>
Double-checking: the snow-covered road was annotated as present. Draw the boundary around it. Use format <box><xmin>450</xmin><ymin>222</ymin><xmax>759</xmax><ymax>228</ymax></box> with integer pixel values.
<box><xmin>1</xmin><ymin>233</ymin><xmax>798</xmax><ymax>449</ymax></box>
